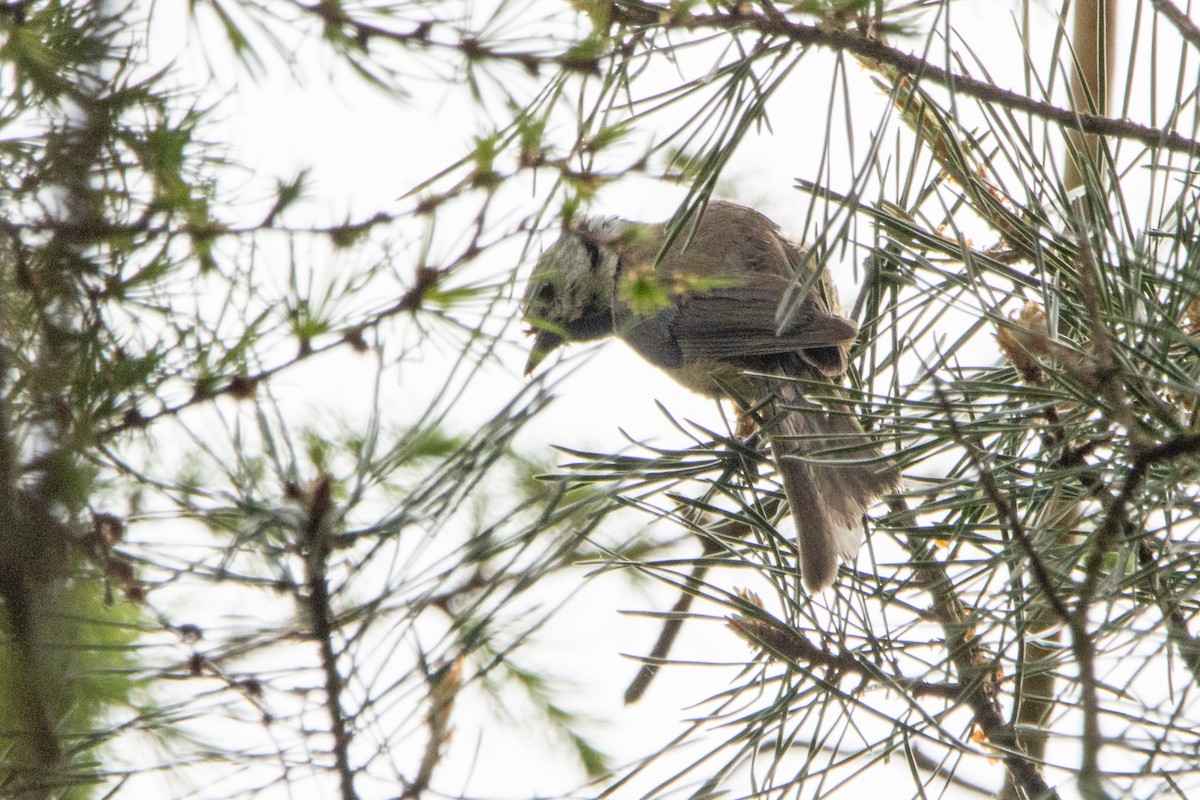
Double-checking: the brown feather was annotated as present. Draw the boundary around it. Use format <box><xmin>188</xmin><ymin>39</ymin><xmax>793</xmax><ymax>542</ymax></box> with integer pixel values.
<box><xmin>763</xmin><ymin>376</ymin><xmax>900</xmax><ymax>590</ymax></box>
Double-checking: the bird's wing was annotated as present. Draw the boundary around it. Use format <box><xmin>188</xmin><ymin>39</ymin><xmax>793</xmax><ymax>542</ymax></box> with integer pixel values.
<box><xmin>664</xmin><ymin>275</ymin><xmax>857</xmax><ymax>372</ymax></box>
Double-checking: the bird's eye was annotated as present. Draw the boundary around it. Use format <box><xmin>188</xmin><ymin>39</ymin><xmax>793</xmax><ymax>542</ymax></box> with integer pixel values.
<box><xmin>582</xmin><ymin>239</ymin><xmax>602</xmax><ymax>270</ymax></box>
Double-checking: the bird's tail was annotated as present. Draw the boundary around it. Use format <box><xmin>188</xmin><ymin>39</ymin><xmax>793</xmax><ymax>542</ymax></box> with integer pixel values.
<box><xmin>763</xmin><ymin>377</ymin><xmax>900</xmax><ymax>591</ymax></box>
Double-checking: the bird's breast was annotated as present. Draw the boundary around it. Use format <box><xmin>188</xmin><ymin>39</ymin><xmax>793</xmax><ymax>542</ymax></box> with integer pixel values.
<box><xmin>656</xmin><ymin>358</ymin><xmax>759</xmax><ymax>402</ymax></box>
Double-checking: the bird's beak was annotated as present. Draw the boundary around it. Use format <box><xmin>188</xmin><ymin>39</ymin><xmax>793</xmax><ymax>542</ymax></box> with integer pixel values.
<box><xmin>524</xmin><ymin>329</ymin><xmax>563</xmax><ymax>376</ymax></box>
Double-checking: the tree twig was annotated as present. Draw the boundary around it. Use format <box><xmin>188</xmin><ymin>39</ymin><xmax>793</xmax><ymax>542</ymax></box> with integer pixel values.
<box><xmin>301</xmin><ymin>476</ymin><xmax>358</xmax><ymax>800</ymax></box>
<box><xmin>610</xmin><ymin>3</ymin><xmax>1200</xmax><ymax>157</ymax></box>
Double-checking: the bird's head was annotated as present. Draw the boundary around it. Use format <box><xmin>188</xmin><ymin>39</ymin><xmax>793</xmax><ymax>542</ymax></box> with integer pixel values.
<box><xmin>522</xmin><ymin>215</ymin><xmax>627</xmax><ymax>374</ymax></box>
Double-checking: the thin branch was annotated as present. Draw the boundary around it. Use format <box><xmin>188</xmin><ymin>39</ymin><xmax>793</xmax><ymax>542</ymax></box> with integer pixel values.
<box><xmin>1058</xmin><ymin>427</ymin><xmax>1200</xmax><ymax>688</ymax></box>
<box><xmin>610</xmin><ymin>3</ymin><xmax>1200</xmax><ymax>156</ymax></box>
<box><xmin>728</xmin><ymin>612</ymin><xmax>961</xmax><ymax>701</ymax></box>
<box><xmin>934</xmin><ymin>387</ymin><xmax>1071</xmax><ymax>624</ymax></box>
<box><xmin>623</xmin><ymin>557</ymin><xmax>711</xmax><ymax>704</ymax></box>
<box><xmin>1149</xmin><ymin>0</ymin><xmax>1200</xmax><ymax>52</ymax></box>
<box><xmin>301</xmin><ymin>476</ymin><xmax>358</xmax><ymax>800</ymax></box>
<box><xmin>885</xmin><ymin>497</ymin><xmax>1060</xmax><ymax>800</ymax></box>
<box><xmin>624</xmin><ymin>432</ymin><xmax>777</xmax><ymax>704</ymax></box>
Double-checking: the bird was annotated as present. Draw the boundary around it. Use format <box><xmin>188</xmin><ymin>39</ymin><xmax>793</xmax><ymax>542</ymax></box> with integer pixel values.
<box><xmin>522</xmin><ymin>200</ymin><xmax>899</xmax><ymax>591</ymax></box>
